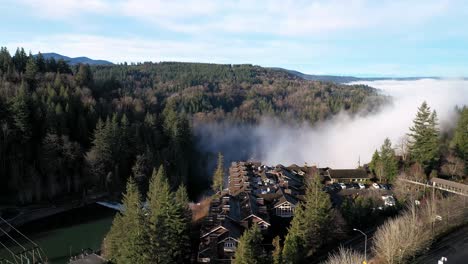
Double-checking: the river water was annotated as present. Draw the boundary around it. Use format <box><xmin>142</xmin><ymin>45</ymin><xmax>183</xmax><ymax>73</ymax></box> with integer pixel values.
<box><xmin>0</xmin><ymin>204</ymin><xmax>116</xmax><ymax>264</ymax></box>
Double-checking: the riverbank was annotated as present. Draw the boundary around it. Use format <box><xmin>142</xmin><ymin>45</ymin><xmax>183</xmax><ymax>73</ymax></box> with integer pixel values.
<box><xmin>0</xmin><ymin>203</ymin><xmax>116</xmax><ymax>264</ymax></box>
<box><xmin>0</xmin><ymin>192</ymin><xmax>108</xmax><ymax>234</ymax></box>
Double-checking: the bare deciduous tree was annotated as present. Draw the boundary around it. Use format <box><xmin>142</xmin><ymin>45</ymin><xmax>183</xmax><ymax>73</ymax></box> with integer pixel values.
<box><xmin>441</xmin><ymin>154</ymin><xmax>465</xmax><ymax>182</ymax></box>
<box><xmin>324</xmin><ymin>247</ymin><xmax>365</xmax><ymax>264</ymax></box>
<box><xmin>396</xmin><ymin>135</ymin><xmax>411</xmax><ymax>162</ymax></box>
<box><xmin>373</xmin><ymin>197</ymin><xmax>468</xmax><ymax>264</ymax></box>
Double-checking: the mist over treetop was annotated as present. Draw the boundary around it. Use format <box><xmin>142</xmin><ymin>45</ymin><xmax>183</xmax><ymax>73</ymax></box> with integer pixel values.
<box><xmin>0</xmin><ymin>48</ymin><xmax>387</xmax><ymax>203</ymax></box>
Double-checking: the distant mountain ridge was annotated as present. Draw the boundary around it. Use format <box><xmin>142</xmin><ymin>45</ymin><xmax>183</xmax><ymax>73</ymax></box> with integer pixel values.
<box><xmin>35</xmin><ymin>53</ymin><xmax>113</xmax><ymax>65</ymax></box>
<box><xmin>273</xmin><ymin>68</ymin><xmax>440</xmax><ymax>83</ymax></box>
<box><xmin>33</xmin><ymin>53</ymin><xmax>448</xmax><ymax>82</ymax></box>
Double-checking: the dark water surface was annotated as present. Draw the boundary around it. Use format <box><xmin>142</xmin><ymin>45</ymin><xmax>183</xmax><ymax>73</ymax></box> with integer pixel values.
<box><xmin>0</xmin><ymin>204</ymin><xmax>116</xmax><ymax>263</ymax></box>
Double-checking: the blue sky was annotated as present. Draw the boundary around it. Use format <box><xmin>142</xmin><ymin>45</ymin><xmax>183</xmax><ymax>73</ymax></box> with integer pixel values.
<box><xmin>1</xmin><ymin>0</ymin><xmax>468</xmax><ymax>77</ymax></box>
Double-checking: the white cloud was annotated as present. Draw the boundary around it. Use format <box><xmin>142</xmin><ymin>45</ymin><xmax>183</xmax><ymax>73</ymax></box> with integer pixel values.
<box><xmin>196</xmin><ymin>79</ymin><xmax>468</xmax><ymax>168</ymax></box>
<box><xmin>261</xmin><ymin>79</ymin><xmax>468</xmax><ymax>167</ymax></box>
<box><xmin>18</xmin><ymin>0</ymin><xmax>111</xmax><ymax>18</ymax></box>
<box><xmin>15</xmin><ymin>0</ymin><xmax>457</xmax><ymax>36</ymax></box>
<box><xmin>6</xmin><ymin>34</ymin><xmax>323</xmax><ymax>64</ymax></box>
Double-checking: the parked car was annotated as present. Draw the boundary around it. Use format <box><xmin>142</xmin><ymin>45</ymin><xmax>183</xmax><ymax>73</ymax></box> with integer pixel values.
<box><xmin>372</xmin><ymin>183</ymin><xmax>380</xmax><ymax>189</ymax></box>
<box><xmin>358</xmin><ymin>183</ymin><xmax>365</xmax><ymax>189</ymax></box>
<box><xmin>382</xmin><ymin>195</ymin><xmax>396</xmax><ymax>206</ymax></box>
<box><xmin>339</xmin><ymin>183</ymin><xmax>347</xmax><ymax>189</ymax></box>
<box><xmin>332</xmin><ymin>183</ymin><xmax>342</xmax><ymax>190</ymax></box>
<box><xmin>381</xmin><ymin>184</ymin><xmax>391</xmax><ymax>190</ymax></box>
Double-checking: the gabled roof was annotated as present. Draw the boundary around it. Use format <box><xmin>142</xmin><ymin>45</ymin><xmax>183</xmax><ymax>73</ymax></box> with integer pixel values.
<box><xmin>238</xmin><ymin>192</ymin><xmax>270</xmax><ymax>224</ymax></box>
<box><xmin>242</xmin><ymin>214</ymin><xmax>271</xmax><ymax>226</ymax></box>
<box><xmin>278</xmin><ymin>168</ymin><xmax>303</xmax><ymax>185</ymax></box>
<box><xmin>273</xmin><ymin>188</ymin><xmax>298</xmax><ymax>208</ymax></box>
<box><xmin>217</xmin><ymin>236</ymin><xmax>240</xmax><ymax>244</ymax></box>
<box><xmin>200</xmin><ymin>217</ymin><xmax>244</xmax><ymax>239</ymax></box>
<box><xmin>273</xmin><ymin>195</ymin><xmax>298</xmax><ymax>208</ymax></box>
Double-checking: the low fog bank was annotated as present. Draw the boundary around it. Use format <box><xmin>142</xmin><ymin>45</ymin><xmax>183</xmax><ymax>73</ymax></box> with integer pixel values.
<box><xmin>195</xmin><ymin>79</ymin><xmax>468</xmax><ymax>169</ymax></box>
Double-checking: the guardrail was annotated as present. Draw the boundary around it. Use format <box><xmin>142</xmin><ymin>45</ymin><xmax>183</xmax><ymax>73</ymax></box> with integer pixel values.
<box><xmin>399</xmin><ymin>177</ymin><xmax>468</xmax><ymax>197</ymax></box>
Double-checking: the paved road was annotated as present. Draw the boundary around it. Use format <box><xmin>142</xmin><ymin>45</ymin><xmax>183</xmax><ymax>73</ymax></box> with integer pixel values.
<box><xmin>414</xmin><ymin>225</ymin><xmax>468</xmax><ymax>264</ymax></box>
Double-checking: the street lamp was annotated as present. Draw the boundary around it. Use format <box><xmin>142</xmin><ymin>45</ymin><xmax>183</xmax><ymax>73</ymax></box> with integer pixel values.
<box><xmin>353</xmin><ymin>228</ymin><xmax>367</xmax><ymax>264</ymax></box>
<box><xmin>438</xmin><ymin>257</ymin><xmax>447</xmax><ymax>264</ymax></box>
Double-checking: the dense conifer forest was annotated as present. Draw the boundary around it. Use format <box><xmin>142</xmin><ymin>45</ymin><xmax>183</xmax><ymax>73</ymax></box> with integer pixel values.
<box><xmin>0</xmin><ymin>47</ymin><xmax>387</xmax><ymax>203</ymax></box>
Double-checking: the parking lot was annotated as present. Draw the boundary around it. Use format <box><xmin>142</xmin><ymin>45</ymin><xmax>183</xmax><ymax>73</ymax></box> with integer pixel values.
<box><xmin>324</xmin><ymin>182</ymin><xmax>394</xmax><ymax>207</ymax></box>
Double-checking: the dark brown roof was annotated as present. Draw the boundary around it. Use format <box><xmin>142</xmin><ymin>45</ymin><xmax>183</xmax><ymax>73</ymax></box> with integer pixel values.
<box><xmin>328</xmin><ymin>169</ymin><xmax>369</xmax><ymax>179</ymax></box>
<box><xmin>273</xmin><ymin>188</ymin><xmax>298</xmax><ymax>208</ymax></box>
<box><xmin>238</xmin><ymin>192</ymin><xmax>270</xmax><ymax>223</ymax></box>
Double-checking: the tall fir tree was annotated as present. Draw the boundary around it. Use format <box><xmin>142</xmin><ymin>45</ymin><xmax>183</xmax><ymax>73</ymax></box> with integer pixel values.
<box><xmin>146</xmin><ymin>165</ymin><xmax>172</xmax><ymax>263</ymax></box>
<box><xmin>75</xmin><ymin>64</ymin><xmax>93</xmax><ymax>87</ymax></box>
<box><xmin>11</xmin><ymin>84</ymin><xmax>31</xmax><ymax>142</ymax></box>
<box><xmin>144</xmin><ymin>166</ymin><xmax>193</xmax><ymax>263</ymax></box>
<box><xmin>451</xmin><ymin>107</ymin><xmax>468</xmax><ymax>161</ymax></box>
<box><xmin>212</xmin><ymin>152</ymin><xmax>224</xmax><ymax>192</ymax></box>
<box><xmin>282</xmin><ymin>175</ymin><xmax>332</xmax><ymax>262</ymax></box>
<box><xmin>24</xmin><ymin>56</ymin><xmax>38</xmax><ymax>86</ymax></box>
<box><xmin>86</xmin><ymin>118</ymin><xmax>113</xmax><ymax>188</ymax></box>
<box><xmin>12</xmin><ymin>47</ymin><xmax>27</xmax><ymax>73</ymax></box>
<box><xmin>233</xmin><ymin>224</ymin><xmax>269</xmax><ymax>264</ymax></box>
<box><xmin>132</xmin><ymin>153</ymin><xmax>151</xmax><ymax>197</ymax></box>
<box><xmin>104</xmin><ymin>177</ymin><xmax>149</xmax><ymax>263</ymax></box>
<box><xmin>379</xmin><ymin>138</ymin><xmax>399</xmax><ymax>183</ymax></box>
<box><xmin>368</xmin><ymin>149</ymin><xmax>380</xmax><ymax>176</ymax></box>
<box><xmin>169</xmin><ymin>184</ymin><xmax>192</xmax><ymax>263</ymax></box>
<box><xmin>408</xmin><ymin>102</ymin><xmax>440</xmax><ymax>173</ymax></box>
<box><xmin>272</xmin><ymin>236</ymin><xmax>283</xmax><ymax>264</ymax></box>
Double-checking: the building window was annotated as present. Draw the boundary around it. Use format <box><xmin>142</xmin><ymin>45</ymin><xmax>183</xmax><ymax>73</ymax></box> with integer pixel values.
<box><xmin>224</xmin><ymin>241</ymin><xmax>236</xmax><ymax>252</ymax></box>
<box><xmin>276</xmin><ymin>203</ymin><xmax>294</xmax><ymax>217</ymax></box>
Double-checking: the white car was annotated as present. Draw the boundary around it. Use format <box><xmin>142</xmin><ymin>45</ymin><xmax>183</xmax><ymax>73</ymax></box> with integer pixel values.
<box><xmin>339</xmin><ymin>183</ymin><xmax>347</xmax><ymax>189</ymax></box>
<box><xmin>358</xmin><ymin>183</ymin><xmax>365</xmax><ymax>189</ymax></box>
<box><xmin>372</xmin><ymin>183</ymin><xmax>380</xmax><ymax>189</ymax></box>
<box><xmin>382</xmin><ymin>195</ymin><xmax>396</xmax><ymax>206</ymax></box>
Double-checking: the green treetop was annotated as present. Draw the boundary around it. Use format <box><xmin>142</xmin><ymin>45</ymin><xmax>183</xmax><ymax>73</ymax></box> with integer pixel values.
<box><xmin>104</xmin><ymin>177</ymin><xmax>149</xmax><ymax>263</ymax></box>
<box><xmin>212</xmin><ymin>152</ymin><xmax>224</xmax><ymax>193</ymax></box>
<box><xmin>379</xmin><ymin>138</ymin><xmax>399</xmax><ymax>183</ymax></box>
<box><xmin>233</xmin><ymin>224</ymin><xmax>269</xmax><ymax>264</ymax></box>
<box><xmin>408</xmin><ymin>101</ymin><xmax>440</xmax><ymax>173</ymax></box>
<box><xmin>451</xmin><ymin>107</ymin><xmax>468</xmax><ymax>161</ymax></box>
<box><xmin>282</xmin><ymin>176</ymin><xmax>332</xmax><ymax>262</ymax></box>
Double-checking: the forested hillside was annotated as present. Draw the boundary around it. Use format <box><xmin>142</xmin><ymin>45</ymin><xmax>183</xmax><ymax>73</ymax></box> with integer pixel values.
<box><xmin>92</xmin><ymin>62</ymin><xmax>387</xmax><ymax>124</ymax></box>
<box><xmin>0</xmin><ymin>47</ymin><xmax>387</xmax><ymax>204</ymax></box>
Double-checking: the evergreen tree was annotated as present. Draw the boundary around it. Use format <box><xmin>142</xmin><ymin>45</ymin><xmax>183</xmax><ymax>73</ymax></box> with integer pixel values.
<box><xmin>282</xmin><ymin>206</ymin><xmax>305</xmax><ymax>264</ymax></box>
<box><xmin>282</xmin><ymin>176</ymin><xmax>332</xmax><ymax>262</ymax></box>
<box><xmin>146</xmin><ymin>166</ymin><xmax>173</xmax><ymax>264</ymax></box>
<box><xmin>35</xmin><ymin>52</ymin><xmax>46</xmax><ymax>73</ymax></box>
<box><xmin>132</xmin><ymin>153</ymin><xmax>151</xmax><ymax>196</ymax></box>
<box><xmin>46</xmin><ymin>57</ymin><xmax>57</xmax><ymax>72</ymax></box>
<box><xmin>169</xmin><ymin>184</ymin><xmax>192</xmax><ymax>263</ymax></box>
<box><xmin>451</xmin><ymin>107</ymin><xmax>468</xmax><ymax>161</ymax></box>
<box><xmin>408</xmin><ymin>102</ymin><xmax>440</xmax><ymax>172</ymax></box>
<box><xmin>144</xmin><ymin>166</ymin><xmax>192</xmax><ymax>263</ymax></box>
<box><xmin>12</xmin><ymin>48</ymin><xmax>27</xmax><ymax>73</ymax></box>
<box><xmin>104</xmin><ymin>177</ymin><xmax>149</xmax><ymax>263</ymax></box>
<box><xmin>368</xmin><ymin>150</ymin><xmax>380</xmax><ymax>176</ymax></box>
<box><xmin>272</xmin><ymin>236</ymin><xmax>283</xmax><ymax>264</ymax></box>
<box><xmin>56</xmin><ymin>59</ymin><xmax>72</xmax><ymax>74</ymax></box>
<box><xmin>10</xmin><ymin>85</ymin><xmax>31</xmax><ymax>142</ymax></box>
<box><xmin>75</xmin><ymin>64</ymin><xmax>93</xmax><ymax>87</ymax></box>
<box><xmin>86</xmin><ymin>118</ymin><xmax>113</xmax><ymax>188</ymax></box>
<box><xmin>379</xmin><ymin>138</ymin><xmax>399</xmax><ymax>183</ymax></box>
<box><xmin>212</xmin><ymin>152</ymin><xmax>224</xmax><ymax>192</ymax></box>
<box><xmin>0</xmin><ymin>47</ymin><xmax>12</xmax><ymax>73</ymax></box>
<box><xmin>233</xmin><ymin>224</ymin><xmax>269</xmax><ymax>264</ymax></box>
